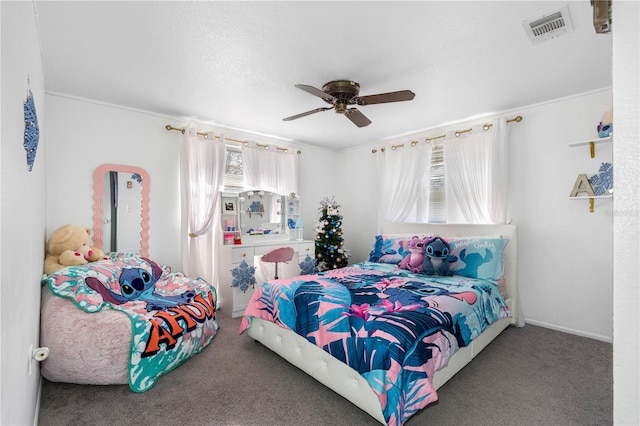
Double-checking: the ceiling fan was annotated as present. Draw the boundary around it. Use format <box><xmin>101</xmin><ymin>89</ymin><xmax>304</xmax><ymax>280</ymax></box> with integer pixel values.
<box><xmin>283</xmin><ymin>80</ymin><xmax>415</xmax><ymax>127</ymax></box>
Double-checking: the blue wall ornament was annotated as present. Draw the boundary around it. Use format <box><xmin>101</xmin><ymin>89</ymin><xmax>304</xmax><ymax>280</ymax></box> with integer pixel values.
<box><xmin>230</xmin><ymin>260</ymin><xmax>256</xmax><ymax>293</ymax></box>
<box><xmin>23</xmin><ymin>87</ymin><xmax>40</xmax><ymax>172</ymax></box>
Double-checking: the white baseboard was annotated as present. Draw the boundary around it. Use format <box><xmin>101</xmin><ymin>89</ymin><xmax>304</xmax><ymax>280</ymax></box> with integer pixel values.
<box><xmin>525</xmin><ymin>319</ymin><xmax>613</xmax><ymax>343</ymax></box>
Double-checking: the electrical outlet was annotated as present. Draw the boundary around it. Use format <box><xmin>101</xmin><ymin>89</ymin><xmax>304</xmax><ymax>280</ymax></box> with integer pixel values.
<box><xmin>28</xmin><ymin>344</ymin><xmax>34</xmax><ymax>375</ymax></box>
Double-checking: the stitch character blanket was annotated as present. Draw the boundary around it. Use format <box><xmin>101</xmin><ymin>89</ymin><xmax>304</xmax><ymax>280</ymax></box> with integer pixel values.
<box><xmin>41</xmin><ymin>254</ymin><xmax>219</xmax><ymax>392</ymax></box>
<box><xmin>240</xmin><ymin>262</ymin><xmax>510</xmax><ymax>426</ymax></box>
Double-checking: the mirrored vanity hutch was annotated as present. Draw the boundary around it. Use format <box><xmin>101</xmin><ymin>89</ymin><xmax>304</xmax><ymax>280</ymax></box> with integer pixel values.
<box><xmin>217</xmin><ymin>190</ymin><xmax>315</xmax><ymax>317</ymax></box>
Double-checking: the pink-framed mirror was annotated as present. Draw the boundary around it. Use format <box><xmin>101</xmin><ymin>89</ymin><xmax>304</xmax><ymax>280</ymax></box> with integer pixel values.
<box><xmin>92</xmin><ymin>164</ymin><xmax>150</xmax><ymax>257</ymax></box>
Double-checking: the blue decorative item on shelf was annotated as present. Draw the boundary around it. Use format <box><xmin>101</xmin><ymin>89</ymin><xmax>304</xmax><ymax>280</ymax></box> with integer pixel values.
<box><xmin>299</xmin><ymin>254</ymin><xmax>317</xmax><ymax>275</ymax></box>
<box><xmin>589</xmin><ymin>162</ymin><xmax>613</xmax><ymax>196</ymax></box>
<box><xmin>288</xmin><ymin>218</ymin><xmax>296</xmax><ymax>229</ymax></box>
<box><xmin>23</xmin><ymin>88</ymin><xmax>40</xmax><ymax>172</ymax></box>
<box><xmin>597</xmin><ymin>110</ymin><xmax>613</xmax><ymax>138</ymax></box>
<box><xmin>598</xmin><ymin>123</ymin><xmax>612</xmax><ymax>138</ymax></box>
<box><xmin>230</xmin><ymin>260</ymin><xmax>256</xmax><ymax>293</ymax></box>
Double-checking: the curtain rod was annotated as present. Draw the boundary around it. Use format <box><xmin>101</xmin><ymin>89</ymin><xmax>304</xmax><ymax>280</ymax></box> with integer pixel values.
<box><xmin>371</xmin><ymin>115</ymin><xmax>523</xmax><ymax>154</ymax></box>
<box><xmin>164</xmin><ymin>125</ymin><xmax>301</xmax><ymax>154</ymax></box>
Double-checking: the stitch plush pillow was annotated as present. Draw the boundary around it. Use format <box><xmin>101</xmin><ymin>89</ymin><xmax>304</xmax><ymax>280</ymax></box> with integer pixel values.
<box><xmin>42</xmin><ymin>255</ymin><xmax>174</xmax><ymax>312</ymax></box>
<box><xmin>367</xmin><ymin>234</ymin><xmax>434</xmax><ymax>264</ymax></box>
<box><xmin>445</xmin><ymin>237</ymin><xmax>509</xmax><ymax>282</ymax></box>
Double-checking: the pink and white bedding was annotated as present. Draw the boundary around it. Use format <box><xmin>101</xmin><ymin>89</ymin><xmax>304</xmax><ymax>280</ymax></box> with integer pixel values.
<box><xmin>240</xmin><ymin>258</ymin><xmax>510</xmax><ymax>425</ymax></box>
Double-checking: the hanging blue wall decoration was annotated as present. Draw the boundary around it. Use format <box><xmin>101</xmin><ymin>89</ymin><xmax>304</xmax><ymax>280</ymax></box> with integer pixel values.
<box><xmin>230</xmin><ymin>260</ymin><xmax>256</xmax><ymax>293</ymax></box>
<box><xmin>23</xmin><ymin>88</ymin><xmax>40</xmax><ymax>172</ymax></box>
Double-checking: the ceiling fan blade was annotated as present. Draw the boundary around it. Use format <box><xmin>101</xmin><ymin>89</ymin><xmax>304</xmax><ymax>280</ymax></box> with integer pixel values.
<box><xmin>344</xmin><ymin>108</ymin><xmax>372</xmax><ymax>127</ymax></box>
<box><xmin>356</xmin><ymin>90</ymin><xmax>415</xmax><ymax>106</ymax></box>
<box><xmin>295</xmin><ymin>84</ymin><xmax>336</xmax><ymax>102</ymax></box>
<box><xmin>283</xmin><ymin>107</ymin><xmax>333</xmax><ymax>122</ymax></box>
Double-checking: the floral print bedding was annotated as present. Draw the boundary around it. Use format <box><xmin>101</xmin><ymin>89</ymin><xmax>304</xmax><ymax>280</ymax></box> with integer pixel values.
<box><xmin>240</xmin><ymin>261</ymin><xmax>510</xmax><ymax>425</ymax></box>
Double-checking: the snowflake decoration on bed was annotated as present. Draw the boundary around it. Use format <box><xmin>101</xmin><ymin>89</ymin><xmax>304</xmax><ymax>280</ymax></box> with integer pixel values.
<box><xmin>230</xmin><ymin>260</ymin><xmax>256</xmax><ymax>293</ymax></box>
<box><xmin>299</xmin><ymin>254</ymin><xmax>317</xmax><ymax>275</ymax></box>
<box><xmin>23</xmin><ymin>88</ymin><xmax>40</xmax><ymax>172</ymax></box>
<box><xmin>588</xmin><ymin>162</ymin><xmax>613</xmax><ymax>196</ymax></box>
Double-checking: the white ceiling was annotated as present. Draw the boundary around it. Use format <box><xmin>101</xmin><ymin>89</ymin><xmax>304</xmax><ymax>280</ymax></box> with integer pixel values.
<box><xmin>34</xmin><ymin>1</ymin><xmax>612</xmax><ymax>150</ymax></box>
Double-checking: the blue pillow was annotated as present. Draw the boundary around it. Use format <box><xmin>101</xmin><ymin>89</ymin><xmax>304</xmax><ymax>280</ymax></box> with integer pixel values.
<box><xmin>446</xmin><ymin>237</ymin><xmax>508</xmax><ymax>281</ymax></box>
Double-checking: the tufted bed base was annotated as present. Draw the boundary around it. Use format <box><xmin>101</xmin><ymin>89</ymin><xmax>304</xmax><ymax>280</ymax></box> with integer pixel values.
<box><xmin>248</xmin><ymin>308</ymin><xmax>513</xmax><ymax>424</ymax></box>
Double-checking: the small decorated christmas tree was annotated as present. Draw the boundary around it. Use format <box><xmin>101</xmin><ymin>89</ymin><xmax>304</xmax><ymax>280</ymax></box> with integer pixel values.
<box><xmin>314</xmin><ymin>196</ymin><xmax>350</xmax><ymax>271</ymax></box>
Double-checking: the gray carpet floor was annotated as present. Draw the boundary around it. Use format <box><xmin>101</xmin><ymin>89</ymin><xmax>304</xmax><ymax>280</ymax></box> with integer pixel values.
<box><xmin>38</xmin><ymin>309</ymin><xmax>612</xmax><ymax>426</ymax></box>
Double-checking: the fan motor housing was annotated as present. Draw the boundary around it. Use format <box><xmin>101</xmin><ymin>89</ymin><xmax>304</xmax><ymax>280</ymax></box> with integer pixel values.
<box><xmin>322</xmin><ymin>80</ymin><xmax>360</xmax><ymax>108</ymax></box>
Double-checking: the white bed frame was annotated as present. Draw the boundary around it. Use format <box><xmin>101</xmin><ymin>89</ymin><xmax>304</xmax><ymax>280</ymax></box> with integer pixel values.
<box><xmin>247</xmin><ymin>223</ymin><xmax>519</xmax><ymax>424</ymax></box>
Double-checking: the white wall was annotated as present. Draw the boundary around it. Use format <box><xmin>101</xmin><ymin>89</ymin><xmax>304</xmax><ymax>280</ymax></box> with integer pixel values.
<box><xmin>334</xmin><ymin>89</ymin><xmax>614</xmax><ymax>342</ymax></box>
<box><xmin>612</xmin><ymin>1</ymin><xmax>640</xmax><ymax>423</ymax></box>
<box><xmin>0</xmin><ymin>2</ymin><xmax>48</xmax><ymax>425</ymax></box>
<box><xmin>46</xmin><ymin>96</ymin><xmax>183</xmax><ymax>268</ymax></box>
<box><xmin>297</xmin><ymin>144</ymin><xmax>340</xmax><ymax>242</ymax></box>
<box><xmin>336</xmin><ymin>143</ymin><xmax>379</xmax><ymax>263</ymax></box>
<box><xmin>509</xmin><ymin>90</ymin><xmax>613</xmax><ymax>342</ymax></box>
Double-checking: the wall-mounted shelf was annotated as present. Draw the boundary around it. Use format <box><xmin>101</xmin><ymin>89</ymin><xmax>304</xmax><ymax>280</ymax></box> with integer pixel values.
<box><xmin>568</xmin><ymin>130</ymin><xmax>613</xmax><ymax>213</ymax></box>
<box><xmin>569</xmin><ymin>194</ymin><xmax>612</xmax><ymax>213</ymax></box>
<box><xmin>567</xmin><ymin>135</ymin><xmax>612</xmax><ymax>158</ymax></box>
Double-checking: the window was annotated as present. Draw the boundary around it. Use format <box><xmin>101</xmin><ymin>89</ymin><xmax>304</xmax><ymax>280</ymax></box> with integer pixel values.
<box><xmin>223</xmin><ymin>147</ymin><xmax>244</xmax><ymax>189</ymax></box>
<box><xmin>428</xmin><ymin>143</ymin><xmax>446</xmax><ymax>223</ymax></box>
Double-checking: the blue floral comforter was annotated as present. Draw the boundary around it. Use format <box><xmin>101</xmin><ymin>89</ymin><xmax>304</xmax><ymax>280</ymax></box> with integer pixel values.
<box><xmin>240</xmin><ymin>262</ymin><xmax>510</xmax><ymax>425</ymax></box>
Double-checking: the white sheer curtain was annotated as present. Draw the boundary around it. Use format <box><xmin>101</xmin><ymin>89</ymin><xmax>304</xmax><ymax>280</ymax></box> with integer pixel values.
<box><xmin>242</xmin><ymin>144</ymin><xmax>298</xmax><ymax>195</ymax></box>
<box><xmin>445</xmin><ymin>118</ymin><xmax>509</xmax><ymax>224</ymax></box>
<box><xmin>377</xmin><ymin>142</ymin><xmax>431</xmax><ymax>231</ymax></box>
<box><xmin>180</xmin><ymin>124</ymin><xmax>226</xmax><ymax>283</ymax></box>
<box><xmin>376</xmin><ymin>118</ymin><xmax>510</xmax><ymax>226</ymax></box>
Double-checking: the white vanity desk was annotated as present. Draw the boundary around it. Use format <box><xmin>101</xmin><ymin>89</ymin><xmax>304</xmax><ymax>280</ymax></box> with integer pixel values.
<box><xmin>218</xmin><ymin>236</ymin><xmax>315</xmax><ymax>318</ymax></box>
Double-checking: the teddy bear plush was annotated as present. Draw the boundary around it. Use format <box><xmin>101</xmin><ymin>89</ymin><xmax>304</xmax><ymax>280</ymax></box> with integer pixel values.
<box><xmin>44</xmin><ymin>224</ymin><xmax>107</xmax><ymax>274</ymax></box>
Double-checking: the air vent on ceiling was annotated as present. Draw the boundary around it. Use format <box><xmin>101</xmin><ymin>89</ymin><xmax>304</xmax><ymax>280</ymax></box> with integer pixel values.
<box><xmin>523</xmin><ymin>5</ymin><xmax>574</xmax><ymax>45</ymax></box>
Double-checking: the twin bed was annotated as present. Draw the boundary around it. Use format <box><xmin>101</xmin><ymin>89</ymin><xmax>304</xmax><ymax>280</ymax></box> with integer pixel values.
<box><xmin>240</xmin><ymin>223</ymin><xmax>521</xmax><ymax>425</ymax></box>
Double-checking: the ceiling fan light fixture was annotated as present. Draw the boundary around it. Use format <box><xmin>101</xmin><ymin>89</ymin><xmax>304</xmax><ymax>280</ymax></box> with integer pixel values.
<box><xmin>283</xmin><ymin>79</ymin><xmax>415</xmax><ymax>127</ymax></box>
